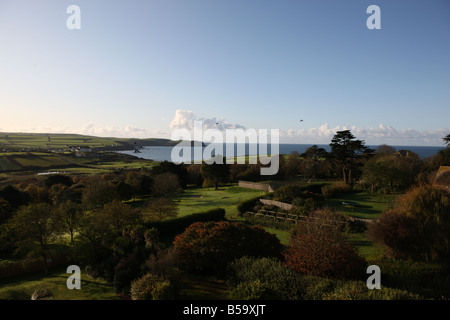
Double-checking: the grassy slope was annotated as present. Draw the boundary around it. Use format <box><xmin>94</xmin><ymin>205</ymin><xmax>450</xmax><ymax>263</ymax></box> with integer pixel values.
<box><xmin>0</xmin><ymin>266</ymin><xmax>118</xmax><ymax>300</ymax></box>
<box><xmin>323</xmin><ymin>190</ymin><xmax>395</xmax><ymax>220</ymax></box>
<box><xmin>0</xmin><ymin>132</ymin><xmax>178</xmax><ymax>151</ymax></box>
<box><xmin>176</xmin><ymin>186</ymin><xmax>267</xmax><ymax>219</ymax></box>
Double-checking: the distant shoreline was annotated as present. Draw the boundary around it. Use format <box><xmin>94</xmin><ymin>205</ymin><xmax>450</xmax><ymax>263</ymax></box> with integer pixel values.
<box><xmin>117</xmin><ymin>143</ymin><xmax>445</xmax><ymax>162</ymax></box>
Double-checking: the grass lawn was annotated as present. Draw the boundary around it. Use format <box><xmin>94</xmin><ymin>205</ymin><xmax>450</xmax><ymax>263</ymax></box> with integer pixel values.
<box><xmin>176</xmin><ymin>185</ymin><xmax>267</xmax><ymax>219</ymax></box>
<box><xmin>0</xmin><ymin>266</ymin><xmax>118</xmax><ymax>300</ymax></box>
<box><xmin>174</xmin><ymin>185</ymin><xmax>291</xmax><ymax>245</ymax></box>
<box><xmin>346</xmin><ymin>232</ymin><xmax>383</xmax><ymax>260</ymax></box>
<box><xmin>323</xmin><ymin>190</ymin><xmax>396</xmax><ymax>219</ymax></box>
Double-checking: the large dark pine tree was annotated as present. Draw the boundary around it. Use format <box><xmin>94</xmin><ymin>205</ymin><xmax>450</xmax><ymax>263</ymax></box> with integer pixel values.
<box><xmin>329</xmin><ymin>130</ymin><xmax>372</xmax><ymax>184</ymax></box>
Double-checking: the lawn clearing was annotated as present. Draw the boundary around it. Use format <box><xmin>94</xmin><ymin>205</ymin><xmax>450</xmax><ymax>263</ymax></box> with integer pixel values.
<box><xmin>0</xmin><ymin>266</ymin><xmax>118</xmax><ymax>300</ymax></box>
<box><xmin>176</xmin><ymin>185</ymin><xmax>267</xmax><ymax>219</ymax></box>
<box><xmin>323</xmin><ymin>191</ymin><xmax>396</xmax><ymax>219</ymax></box>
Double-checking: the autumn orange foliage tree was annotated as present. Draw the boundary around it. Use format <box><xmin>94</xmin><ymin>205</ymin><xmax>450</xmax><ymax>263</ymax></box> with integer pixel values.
<box><xmin>368</xmin><ymin>185</ymin><xmax>450</xmax><ymax>261</ymax></box>
<box><xmin>173</xmin><ymin>221</ymin><xmax>282</xmax><ymax>273</ymax></box>
<box><xmin>284</xmin><ymin>209</ymin><xmax>367</xmax><ymax>280</ymax></box>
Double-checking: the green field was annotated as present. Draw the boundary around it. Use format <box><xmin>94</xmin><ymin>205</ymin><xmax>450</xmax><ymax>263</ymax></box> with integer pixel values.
<box><xmin>176</xmin><ymin>185</ymin><xmax>267</xmax><ymax>219</ymax></box>
<box><xmin>0</xmin><ymin>133</ymin><xmax>117</xmax><ymax>150</ymax></box>
<box><xmin>0</xmin><ymin>132</ymin><xmax>179</xmax><ymax>151</ymax></box>
<box><xmin>324</xmin><ymin>190</ymin><xmax>396</xmax><ymax>219</ymax></box>
<box><xmin>0</xmin><ymin>151</ymin><xmax>156</xmax><ymax>178</ymax></box>
<box><xmin>0</xmin><ymin>266</ymin><xmax>118</xmax><ymax>300</ymax></box>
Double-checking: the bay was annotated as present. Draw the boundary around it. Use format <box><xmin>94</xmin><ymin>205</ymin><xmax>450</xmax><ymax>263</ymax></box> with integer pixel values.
<box><xmin>117</xmin><ymin>143</ymin><xmax>445</xmax><ymax>163</ymax></box>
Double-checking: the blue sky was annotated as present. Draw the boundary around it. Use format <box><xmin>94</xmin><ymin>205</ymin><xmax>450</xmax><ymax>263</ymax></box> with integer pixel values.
<box><xmin>0</xmin><ymin>0</ymin><xmax>449</xmax><ymax>146</ymax></box>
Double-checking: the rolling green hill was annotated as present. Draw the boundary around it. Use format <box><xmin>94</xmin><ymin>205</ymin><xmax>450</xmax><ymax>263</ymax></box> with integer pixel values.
<box><xmin>0</xmin><ymin>132</ymin><xmax>179</xmax><ymax>151</ymax></box>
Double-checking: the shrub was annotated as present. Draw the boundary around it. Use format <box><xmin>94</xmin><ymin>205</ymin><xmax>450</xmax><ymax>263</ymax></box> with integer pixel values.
<box><xmin>229</xmin><ymin>279</ymin><xmax>275</xmax><ymax>300</ymax></box>
<box><xmin>237</xmin><ymin>196</ymin><xmax>262</xmax><ymax>215</ymax></box>
<box><xmin>226</xmin><ymin>256</ymin><xmax>305</xmax><ymax>300</ymax></box>
<box><xmin>321</xmin><ymin>183</ymin><xmax>352</xmax><ymax>198</ymax></box>
<box><xmin>173</xmin><ymin>221</ymin><xmax>282</xmax><ymax>274</ymax></box>
<box><xmin>323</xmin><ymin>281</ymin><xmax>423</xmax><ymax>300</ymax></box>
<box><xmin>367</xmin><ymin>210</ymin><xmax>420</xmax><ymax>260</ymax></box>
<box><xmin>113</xmin><ymin>254</ymin><xmax>142</xmax><ymax>294</ymax></box>
<box><xmin>144</xmin><ymin>247</ymin><xmax>181</xmax><ymax>277</ymax></box>
<box><xmin>284</xmin><ymin>209</ymin><xmax>367</xmax><ymax>280</ymax></box>
<box><xmin>368</xmin><ymin>185</ymin><xmax>450</xmax><ymax>261</ymax></box>
<box><xmin>227</xmin><ymin>256</ymin><xmax>337</xmax><ymax>300</ymax></box>
<box><xmin>130</xmin><ymin>273</ymin><xmax>176</xmax><ymax>300</ymax></box>
<box><xmin>369</xmin><ymin>258</ymin><xmax>450</xmax><ymax>299</ymax></box>
<box><xmin>272</xmin><ymin>184</ymin><xmax>315</xmax><ymax>203</ymax></box>
<box><xmin>144</xmin><ymin>208</ymin><xmax>226</xmax><ymax>243</ymax></box>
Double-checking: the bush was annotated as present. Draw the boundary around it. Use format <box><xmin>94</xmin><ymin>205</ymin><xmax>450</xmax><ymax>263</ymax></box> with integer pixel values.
<box><xmin>229</xmin><ymin>279</ymin><xmax>275</xmax><ymax>300</ymax></box>
<box><xmin>321</xmin><ymin>183</ymin><xmax>352</xmax><ymax>198</ymax></box>
<box><xmin>227</xmin><ymin>256</ymin><xmax>306</xmax><ymax>300</ymax></box>
<box><xmin>113</xmin><ymin>254</ymin><xmax>142</xmax><ymax>294</ymax></box>
<box><xmin>284</xmin><ymin>209</ymin><xmax>367</xmax><ymax>280</ymax></box>
<box><xmin>173</xmin><ymin>221</ymin><xmax>282</xmax><ymax>274</ymax></box>
<box><xmin>237</xmin><ymin>196</ymin><xmax>262</xmax><ymax>215</ymax></box>
<box><xmin>272</xmin><ymin>184</ymin><xmax>321</xmax><ymax>203</ymax></box>
<box><xmin>227</xmin><ymin>256</ymin><xmax>343</xmax><ymax>300</ymax></box>
<box><xmin>369</xmin><ymin>258</ymin><xmax>450</xmax><ymax>299</ymax></box>
<box><xmin>368</xmin><ymin>185</ymin><xmax>450</xmax><ymax>261</ymax></box>
<box><xmin>323</xmin><ymin>281</ymin><xmax>423</xmax><ymax>300</ymax></box>
<box><xmin>144</xmin><ymin>208</ymin><xmax>226</xmax><ymax>243</ymax></box>
<box><xmin>130</xmin><ymin>273</ymin><xmax>176</xmax><ymax>300</ymax></box>
<box><xmin>367</xmin><ymin>211</ymin><xmax>420</xmax><ymax>260</ymax></box>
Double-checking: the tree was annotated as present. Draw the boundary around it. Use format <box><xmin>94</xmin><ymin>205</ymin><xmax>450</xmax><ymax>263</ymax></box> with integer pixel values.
<box><xmin>74</xmin><ymin>201</ymin><xmax>143</xmax><ymax>281</ymax></box>
<box><xmin>443</xmin><ymin>133</ymin><xmax>450</xmax><ymax>147</ymax></box>
<box><xmin>173</xmin><ymin>221</ymin><xmax>282</xmax><ymax>273</ymax></box>
<box><xmin>284</xmin><ymin>151</ymin><xmax>302</xmax><ymax>179</ymax></box>
<box><xmin>375</xmin><ymin>144</ymin><xmax>396</xmax><ymax>156</ymax></box>
<box><xmin>368</xmin><ymin>185</ymin><xmax>450</xmax><ymax>261</ymax></box>
<box><xmin>145</xmin><ymin>198</ymin><xmax>178</xmax><ymax>221</ymax></box>
<box><xmin>301</xmin><ymin>145</ymin><xmax>328</xmax><ymax>179</ymax></box>
<box><xmin>152</xmin><ymin>161</ymin><xmax>188</xmax><ymax>188</ymax></box>
<box><xmin>329</xmin><ymin>130</ymin><xmax>372</xmax><ymax>184</ymax></box>
<box><xmin>0</xmin><ymin>198</ymin><xmax>12</xmax><ymax>226</ymax></box>
<box><xmin>186</xmin><ymin>164</ymin><xmax>203</xmax><ymax>186</ymax></box>
<box><xmin>54</xmin><ymin>200</ymin><xmax>83</xmax><ymax>243</ymax></box>
<box><xmin>81</xmin><ymin>177</ymin><xmax>117</xmax><ymax>209</ymax></box>
<box><xmin>200</xmin><ymin>156</ymin><xmax>230</xmax><ymax>190</ymax></box>
<box><xmin>7</xmin><ymin>203</ymin><xmax>60</xmax><ymax>274</ymax></box>
<box><xmin>362</xmin><ymin>150</ymin><xmax>422</xmax><ymax>193</ymax></box>
<box><xmin>101</xmin><ymin>200</ymin><xmax>143</xmax><ymax>234</ymax></box>
<box><xmin>44</xmin><ymin>174</ymin><xmax>73</xmax><ymax>188</ymax></box>
<box><xmin>152</xmin><ymin>172</ymin><xmax>181</xmax><ymax>196</ymax></box>
<box><xmin>284</xmin><ymin>209</ymin><xmax>367</xmax><ymax>280</ymax></box>
<box><xmin>0</xmin><ymin>185</ymin><xmax>30</xmax><ymax>208</ymax></box>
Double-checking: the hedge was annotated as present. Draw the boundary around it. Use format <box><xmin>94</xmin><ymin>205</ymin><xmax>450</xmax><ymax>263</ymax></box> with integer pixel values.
<box><xmin>144</xmin><ymin>208</ymin><xmax>226</xmax><ymax>242</ymax></box>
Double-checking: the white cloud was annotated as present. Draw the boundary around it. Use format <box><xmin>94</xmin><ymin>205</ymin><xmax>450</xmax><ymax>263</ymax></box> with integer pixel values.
<box><xmin>2</xmin><ymin>110</ymin><xmax>448</xmax><ymax>147</ymax></box>
<box><xmin>279</xmin><ymin>123</ymin><xmax>450</xmax><ymax>146</ymax></box>
<box><xmin>169</xmin><ymin>109</ymin><xmax>246</xmax><ymax>132</ymax></box>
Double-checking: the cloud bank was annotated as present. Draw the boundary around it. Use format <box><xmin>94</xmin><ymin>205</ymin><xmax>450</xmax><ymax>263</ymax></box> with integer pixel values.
<box><xmin>168</xmin><ymin>110</ymin><xmax>449</xmax><ymax>146</ymax></box>
<box><xmin>2</xmin><ymin>109</ymin><xmax>448</xmax><ymax>147</ymax></box>
<box><xmin>170</xmin><ymin>109</ymin><xmax>246</xmax><ymax>132</ymax></box>
<box><xmin>281</xmin><ymin>123</ymin><xmax>449</xmax><ymax>146</ymax></box>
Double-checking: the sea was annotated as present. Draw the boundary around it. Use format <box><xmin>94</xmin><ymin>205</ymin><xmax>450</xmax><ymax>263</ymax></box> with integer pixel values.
<box><xmin>117</xmin><ymin>143</ymin><xmax>445</xmax><ymax>163</ymax></box>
